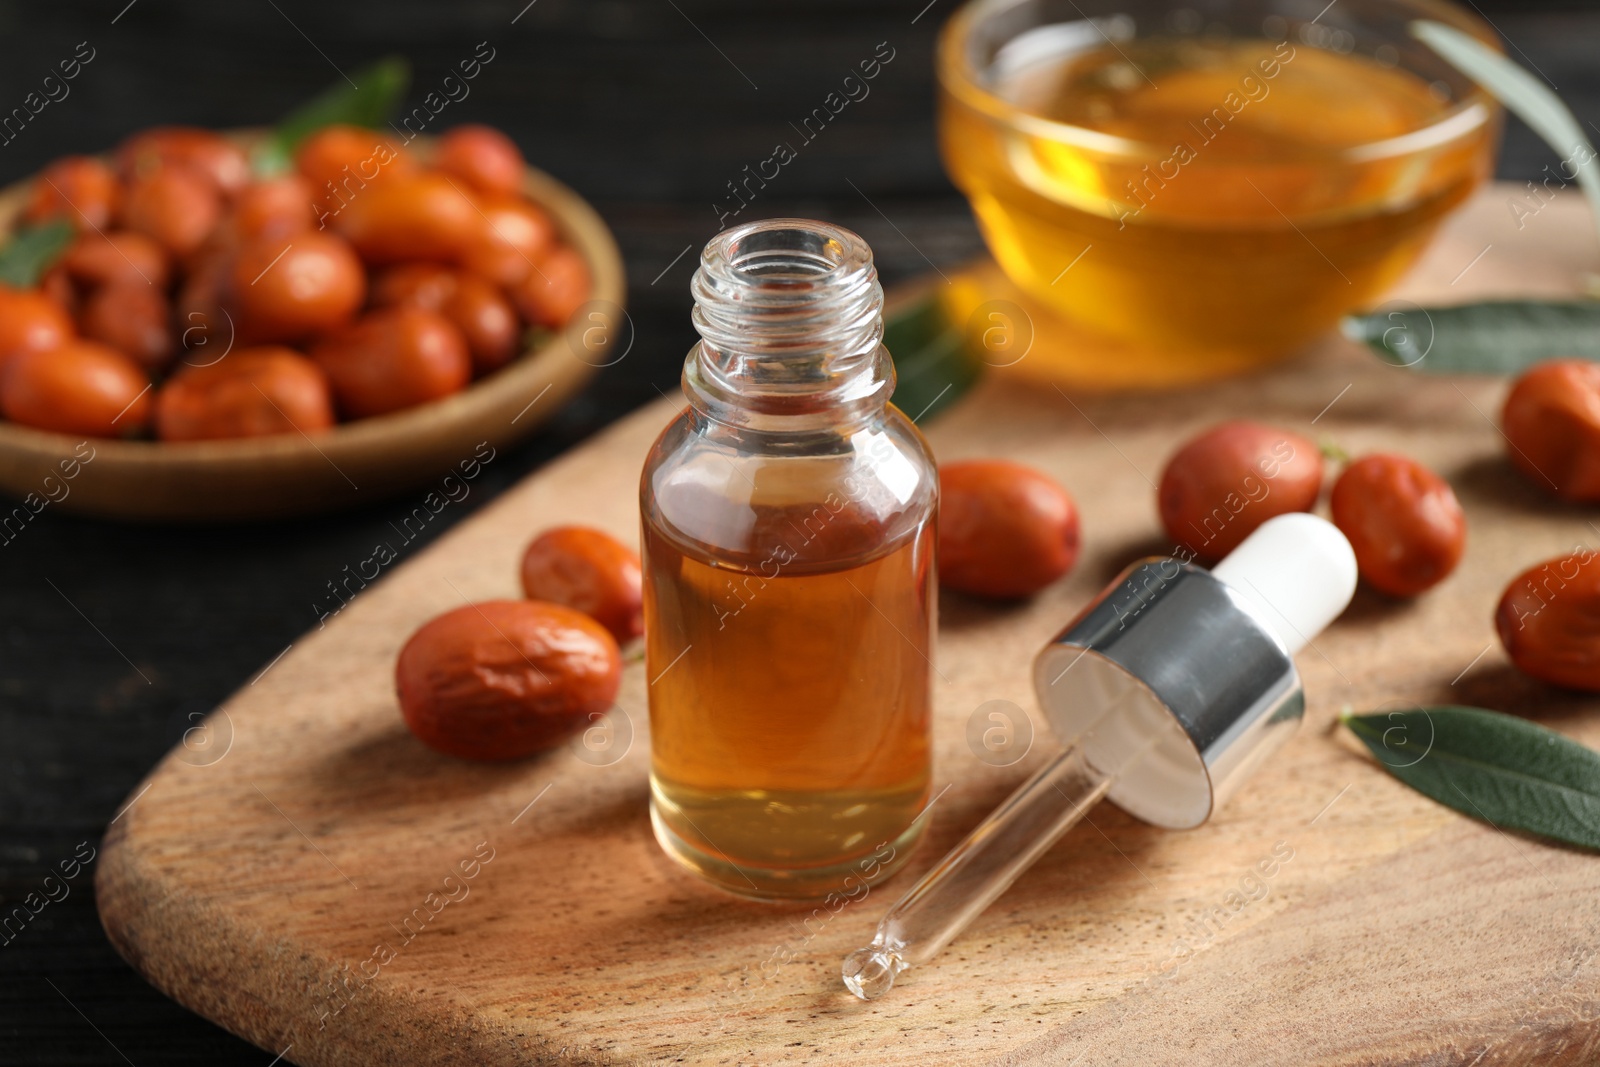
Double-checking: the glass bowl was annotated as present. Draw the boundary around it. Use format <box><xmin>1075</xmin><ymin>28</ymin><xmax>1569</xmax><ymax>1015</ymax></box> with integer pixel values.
<box><xmin>937</xmin><ymin>0</ymin><xmax>1501</xmax><ymax>386</ymax></box>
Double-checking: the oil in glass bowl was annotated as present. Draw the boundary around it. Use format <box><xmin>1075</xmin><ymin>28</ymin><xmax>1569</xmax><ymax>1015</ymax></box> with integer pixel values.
<box><xmin>939</xmin><ymin>15</ymin><xmax>1498</xmax><ymax>380</ymax></box>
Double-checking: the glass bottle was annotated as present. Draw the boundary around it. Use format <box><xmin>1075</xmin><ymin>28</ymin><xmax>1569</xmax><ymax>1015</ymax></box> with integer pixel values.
<box><xmin>640</xmin><ymin>219</ymin><xmax>939</xmax><ymax>901</ymax></box>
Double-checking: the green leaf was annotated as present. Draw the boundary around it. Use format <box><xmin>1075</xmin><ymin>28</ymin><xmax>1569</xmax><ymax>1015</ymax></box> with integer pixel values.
<box><xmin>1341</xmin><ymin>300</ymin><xmax>1600</xmax><ymax>373</ymax></box>
<box><xmin>252</xmin><ymin>56</ymin><xmax>412</xmax><ymax>176</ymax></box>
<box><xmin>1412</xmin><ymin>21</ymin><xmax>1600</xmax><ymax>244</ymax></box>
<box><xmin>0</xmin><ymin>219</ymin><xmax>75</xmax><ymax>287</ymax></box>
<box><xmin>885</xmin><ymin>293</ymin><xmax>983</xmax><ymax>423</ymax></box>
<box><xmin>1343</xmin><ymin>705</ymin><xmax>1600</xmax><ymax>851</ymax></box>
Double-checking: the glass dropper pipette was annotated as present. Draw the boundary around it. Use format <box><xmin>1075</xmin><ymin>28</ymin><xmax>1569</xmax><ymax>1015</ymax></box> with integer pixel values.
<box><xmin>843</xmin><ymin>513</ymin><xmax>1358</xmax><ymax>1000</ymax></box>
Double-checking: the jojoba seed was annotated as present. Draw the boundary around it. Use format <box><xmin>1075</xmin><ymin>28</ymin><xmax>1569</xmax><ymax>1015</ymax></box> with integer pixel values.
<box><xmin>1501</xmin><ymin>359</ymin><xmax>1600</xmax><ymax>502</ymax></box>
<box><xmin>396</xmin><ymin>599</ymin><xmax>622</xmax><ymax>761</ymax></box>
<box><xmin>520</xmin><ymin>526</ymin><xmax>644</xmax><ymax>643</ymax></box>
<box><xmin>1330</xmin><ymin>454</ymin><xmax>1465</xmax><ymax>597</ymax></box>
<box><xmin>1496</xmin><ymin>550</ymin><xmax>1600</xmax><ymax>691</ymax></box>
<box><xmin>939</xmin><ymin>459</ymin><xmax>1080</xmax><ymax>599</ymax></box>
<box><xmin>1158</xmin><ymin>421</ymin><xmax>1322</xmax><ymax>562</ymax></box>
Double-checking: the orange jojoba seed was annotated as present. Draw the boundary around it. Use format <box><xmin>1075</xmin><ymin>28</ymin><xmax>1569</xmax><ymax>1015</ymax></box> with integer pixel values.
<box><xmin>24</xmin><ymin>156</ymin><xmax>119</xmax><ymax>231</ymax></box>
<box><xmin>1496</xmin><ymin>549</ymin><xmax>1600</xmax><ymax>691</ymax></box>
<box><xmin>0</xmin><ymin>286</ymin><xmax>75</xmax><ymax>376</ymax></box>
<box><xmin>939</xmin><ymin>459</ymin><xmax>1080</xmax><ymax>599</ymax></box>
<box><xmin>1330</xmin><ymin>453</ymin><xmax>1465</xmax><ymax>597</ymax></box>
<box><xmin>1157</xmin><ymin>420</ymin><xmax>1323</xmax><ymax>563</ymax></box>
<box><xmin>1</xmin><ymin>340</ymin><xmax>151</xmax><ymax>437</ymax></box>
<box><xmin>520</xmin><ymin>526</ymin><xmax>644</xmax><ymax>644</ymax></box>
<box><xmin>310</xmin><ymin>307</ymin><xmax>471</xmax><ymax>418</ymax></box>
<box><xmin>228</xmin><ymin>231</ymin><xmax>366</xmax><ymax>344</ymax></box>
<box><xmin>435</xmin><ymin>124</ymin><xmax>527</xmax><ymax>198</ymax></box>
<box><xmin>156</xmin><ymin>347</ymin><xmax>335</xmax><ymax>442</ymax></box>
<box><xmin>396</xmin><ymin>599</ymin><xmax>622</xmax><ymax>761</ymax></box>
<box><xmin>1501</xmin><ymin>359</ymin><xmax>1600</xmax><ymax>502</ymax></box>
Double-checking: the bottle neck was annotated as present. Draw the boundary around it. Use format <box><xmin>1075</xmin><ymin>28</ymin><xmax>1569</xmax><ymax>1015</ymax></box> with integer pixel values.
<box><xmin>683</xmin><ymin>219</ymin><xmax>894</xmax><ymax>433</ymax></box>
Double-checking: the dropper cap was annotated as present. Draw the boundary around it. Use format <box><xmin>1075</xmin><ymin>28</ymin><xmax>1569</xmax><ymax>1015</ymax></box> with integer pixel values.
<box><xmin>1032</xmin><ymin>513</ymin><xmax>1357</xmax><ymax>828</ymax></box>
<box><xmin>843</xmin><ymin>514</ymin><xmax>1356</xmax><ymax>1000</ymax></box>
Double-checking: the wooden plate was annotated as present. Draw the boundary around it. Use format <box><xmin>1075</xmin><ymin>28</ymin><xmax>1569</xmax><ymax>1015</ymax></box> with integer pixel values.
<box><xmin>95</xmin><ymin>188</ymin><xmax>1600</xmax><ymax>1065</ymax></box>
<box><xmin>0</xmin><ymin>139</ymin><xmax>624</xmax><ymax>522</ymax></box>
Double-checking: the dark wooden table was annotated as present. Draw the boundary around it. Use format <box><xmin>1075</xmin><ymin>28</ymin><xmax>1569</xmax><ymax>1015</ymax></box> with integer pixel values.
<box><xmin>1</xmin><ymin>1</ymin><xmax>1595</xmax><ymax>1063</ymax></box>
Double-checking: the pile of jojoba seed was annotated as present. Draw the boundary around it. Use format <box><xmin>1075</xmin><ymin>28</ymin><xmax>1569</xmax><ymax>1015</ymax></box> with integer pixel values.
<box><xmin>0</xmin><ymin>123</ymin><xmax>590</xmax><ymax>441</ymax></box>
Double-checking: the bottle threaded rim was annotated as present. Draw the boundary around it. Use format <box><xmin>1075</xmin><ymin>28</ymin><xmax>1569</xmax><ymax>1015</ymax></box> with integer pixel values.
<box><xmin>686</xmin><ymin>218</ymin><xmax>891</xmax><ymax>427</ymax></box>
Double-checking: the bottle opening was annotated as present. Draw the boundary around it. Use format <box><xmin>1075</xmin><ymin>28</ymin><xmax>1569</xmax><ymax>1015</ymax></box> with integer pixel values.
<box><xmin>722</xmin><ymin>225</ymin><xmax>852</xmax><ymax>283</ymax></box>
<box><xmin>705</xmin><ymin>218</ymin><xmax>874</xmax><ymax>292</ymax></box>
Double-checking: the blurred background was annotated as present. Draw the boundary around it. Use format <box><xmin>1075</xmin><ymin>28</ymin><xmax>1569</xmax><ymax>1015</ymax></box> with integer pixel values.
<box><xmin>0</xmin><ymin>0</ymin><xmax>1596</xmax><ymax>1061</ymax></box>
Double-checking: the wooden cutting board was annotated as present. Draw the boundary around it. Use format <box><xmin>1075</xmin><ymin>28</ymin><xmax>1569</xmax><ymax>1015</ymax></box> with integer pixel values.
<box><xmin>98</xmin><ymin>186</ymin><xmax>1600</xmax><ymax>1066</ymax></box>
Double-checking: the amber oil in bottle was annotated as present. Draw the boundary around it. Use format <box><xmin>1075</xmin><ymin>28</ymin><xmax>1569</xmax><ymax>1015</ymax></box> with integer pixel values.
<box><xmin>640</xmin><ymin>219</ymin><xmax>938</xmax><ymax>901</ymax></box>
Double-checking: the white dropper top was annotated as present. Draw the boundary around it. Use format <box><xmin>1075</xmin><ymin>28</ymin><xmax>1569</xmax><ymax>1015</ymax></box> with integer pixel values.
<box><xmin>1211</xmin><ymin>513</ymin><xmax>1358</xmax><ymax>657</ymax></box>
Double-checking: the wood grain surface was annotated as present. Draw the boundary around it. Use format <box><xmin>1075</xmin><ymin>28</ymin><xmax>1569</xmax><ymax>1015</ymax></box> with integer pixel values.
<box><xmin>95</xmin><ymin>186</ymin><xmax>1600</xmax><ymax>1066</ymax></box>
